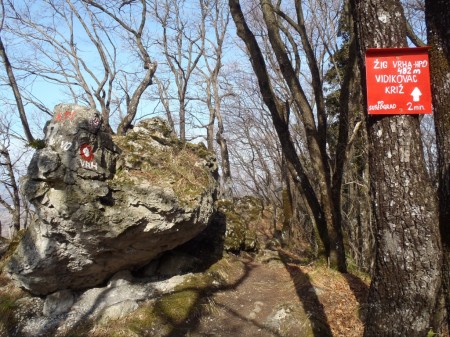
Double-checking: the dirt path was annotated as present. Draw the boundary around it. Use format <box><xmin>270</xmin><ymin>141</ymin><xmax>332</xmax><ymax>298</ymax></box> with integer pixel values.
<box><xmin>189</xmin><ymin>251</ymin><xmax>369</xmax><ymax>337</ymax></box>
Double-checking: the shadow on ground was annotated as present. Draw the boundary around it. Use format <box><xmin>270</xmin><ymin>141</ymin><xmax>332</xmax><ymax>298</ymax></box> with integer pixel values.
<box><xmin>278</xmin><ymin>251</ymin><xmax>333</xmax><ymax>337</ymax></box>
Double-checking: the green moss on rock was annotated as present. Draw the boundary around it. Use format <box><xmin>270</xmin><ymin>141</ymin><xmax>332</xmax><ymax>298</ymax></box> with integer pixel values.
<box><xmin>218</xmin><ymin>198</ymin><xmax>261</xmax><ymax>254</ymax></box>
<box><xmin>155</xmin><ymin>289</ymin><xmax>199</xmax><ymax>325</ymax></box>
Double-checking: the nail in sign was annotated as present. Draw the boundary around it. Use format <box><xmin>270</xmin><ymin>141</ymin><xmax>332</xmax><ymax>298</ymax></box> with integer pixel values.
<box><xmin>365</xmin><ymin>47</ymin><xmax>432</xmax><ymax>115</ymax></box>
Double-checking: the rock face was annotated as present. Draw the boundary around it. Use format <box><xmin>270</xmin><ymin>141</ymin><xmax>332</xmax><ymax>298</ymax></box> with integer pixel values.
<box><xmin>6</xmin><ymin>104</ymin><xmax>217</xmax><ymax>295</ymax></box>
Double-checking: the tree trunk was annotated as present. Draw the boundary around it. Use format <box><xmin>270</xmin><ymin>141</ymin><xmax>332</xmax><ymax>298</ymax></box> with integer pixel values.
<box><xmin>333</xmin><ymin>32</ymin><xmax>374</xmax><ymax>273</ymax></box>
<box><xmin>0</xmin><ymin>146</ymin><xmax>21</xmax><ymax>234</ymax></box>
<box><xmin>260</xmin><ymin>0</ymin><xmax>346</xmax><ymax>271</ymax></box>
<box><xmin>179</xmin><ymin>102</ymin><xmax>186</xmax><ymax>142</ymax></box>
<box><xmin>117</xmin><ymin>65</ymin><xmax>156</xmax><ymax>135</ymax></box>
<box><xmin>425</xmin><ymin>0</ymin><xmax>450</xmax><ymax>331</ymax></box>
<box><xmin>281</xmin><ymin>157</ymin><xmax>318</xmax><ymax>255</ymax></box>
<box><xmin>351</xmin><ymin>0</ymin><xmax>442</xmax><ymax>335</ymax></box>
<box><xmin>0</xmin><ymin>36</ymin><xmax>34</xmax><ymax>143</ymax></box>
<box><xmin>229</xmin><ymin>0</ymin><xmax>347</xmax><ymax>272</ymax></box>
<box><xmin>216</xmin><ymin>112</ymin><xmax>232</xmax><ymax>198</ymax></box>
<box><xmin>207</xmin><ymin>113</ymin><xmax>215</xmax><ymax>152</ymax></box>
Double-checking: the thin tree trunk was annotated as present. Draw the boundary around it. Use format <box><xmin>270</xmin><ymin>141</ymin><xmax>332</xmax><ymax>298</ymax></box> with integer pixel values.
<box><xmin>179</xmin><ymin>102</ymin><xmax>186</xmax><ymax>142</ymax></box>
<box><xmin>229</xmin><ymin>0</ymin><xmax>330</xmax><ymax>264</ymax></box>
<box><xmin>216</xmin><ymin>110</ymin><xmax>232</xmax><ymax>197</ymax></box>
<box><xmin>0</xmin><ymin>36</ymin><xmax>34</xmax><ymax>143</ymax></box>
<box><xmin>0</xmin><ymin>146</ymin><xmax>21</xmax><ymax>234</ymax></box>
<box><xmin>118</xmin><ymin>65</ymin><xmax>156</xmax><ymax>135</ymax></box>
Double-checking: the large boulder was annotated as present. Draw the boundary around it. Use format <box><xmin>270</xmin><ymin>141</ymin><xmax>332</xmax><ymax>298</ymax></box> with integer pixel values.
<box><xmin>6</xmin><ymin>104</ymin><xmax>218</xmax><ymax>295</ymax></box>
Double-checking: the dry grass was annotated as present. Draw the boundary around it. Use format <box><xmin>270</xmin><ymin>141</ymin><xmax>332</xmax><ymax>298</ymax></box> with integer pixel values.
<box><xmin>284</xmin><ymin>262</ymin><xmax>369</xmax><ymax>337</ymax></box>
<box><xmin>114</xmin><ymin>133</ymin><xmax>212</xmax><ymax>206</ymax></box>
<box><xmin>0</xmin><ymin>274</ymin><xmax>26</xmax><ymax>336</ymax></box>
<box><xmin>0</xmin><ymin>233</ymin><xmax>27</xmax><ymax>335</ymax></box>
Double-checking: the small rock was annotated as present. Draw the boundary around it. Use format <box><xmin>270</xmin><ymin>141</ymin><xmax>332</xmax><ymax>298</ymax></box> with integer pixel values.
<box><xmin>265</xmin><ymin>303</ymin><xmax>314</xmax><ymax>337</ymax></box>
<box><xmin>43</xmin><ymin>289</ymin><xmax>74</xmax><ymax>316</ymax></box>
<box><xmin>108</xmin><ymin>270</ymin><xmax>133</xmax><ymax>287</ymax></box>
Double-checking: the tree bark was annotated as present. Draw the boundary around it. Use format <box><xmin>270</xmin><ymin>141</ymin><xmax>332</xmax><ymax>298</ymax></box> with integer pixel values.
<box><xmin>351</xmin><ymin>0</ymin><xmax>442</xmax><ymax>335</ymax></box>
<box><xmin>425</xmin><ymin>0</ymin><xmax>450</xmax><ymax>331</ymax></box>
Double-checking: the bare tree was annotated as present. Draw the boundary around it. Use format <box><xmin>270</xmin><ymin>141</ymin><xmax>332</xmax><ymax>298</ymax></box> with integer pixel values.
<box><xmin>3</xmin><ymin>0</ymin><xmax>118</xmax><ymax>131</ymax></box>
<box><xmin>0</xmin><ymin>0</ymin><xmax>34</xmax><ymax>143</ymax></box>
<box><xmin>150</xmin><ymin>0</ymin><xmax>206</xmax><ymax>142</ymax></box>
<box><xmin>81</xmin><ymin>0</ymin><xmax>157</xmax><ymax>134</ymax></box>
<box><xmin>403</xmin><ymin>0</ymin><xmax>426</xmax><ymax>46</ymax></box>
<box><xmin>198</xmin><ymin>0</ymin><xmax>233</xmax><ymax>197</ymax></box>
<box><xmin>2</xmin><ymin>0</ymin><xmax>156</xmax><ymax>134</ymax></box>
<box><xmin>1</xmin><ymin>0</ymin><xmax>34</xmax><ymax>238</ymax></box>
<box><xmin>229</xmin><ymin>0</ymin><xmax>349</xmax><ymax>271</ymax></box>
<box><xmin>0</xmin><ymin>119</ymin><xmax>25</xmax><ymax>236</ymax></box>
<box><xmin>228</xmin><ymin>99</ymin><xmax>282</xmax><ymax>202</ymax></box>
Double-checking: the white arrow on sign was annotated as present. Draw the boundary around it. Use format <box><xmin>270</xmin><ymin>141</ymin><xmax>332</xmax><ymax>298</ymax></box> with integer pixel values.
<box><xmin>411</xmin><ymin>87</ymin><xmax>422</xmax><ymax>102</ymax></box>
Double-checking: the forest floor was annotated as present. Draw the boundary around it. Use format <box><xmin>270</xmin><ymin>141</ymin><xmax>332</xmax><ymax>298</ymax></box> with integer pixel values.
<box><xmin>71</xmin><ymin>246</ymin><xmax>370</xmax><ymax>337</ymax></box>
<box><xmin>0</xmin><ymin>208</ymin><xmax>372</xmax><ymax>337</ymax></box>
<box><xmin>1</xmin><ymin>224</ymin><xmax>373</xmax><ymax>337</ymax></box>
<box><xmin>0</xmin><ymin>247</ymin><xmax>370</xmax><ymax>337</ymax></box>
<box><xmin>179</xmin><ymin>249</ymin><xmax>370</xmax><ymax>337</ymax></box>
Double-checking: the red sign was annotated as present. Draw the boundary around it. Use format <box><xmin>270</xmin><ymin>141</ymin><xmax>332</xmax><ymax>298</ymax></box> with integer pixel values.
<box><xmin>365</xmin><ymin>47</ymin><xmax>432</xmax><ymax>115</ymax></box>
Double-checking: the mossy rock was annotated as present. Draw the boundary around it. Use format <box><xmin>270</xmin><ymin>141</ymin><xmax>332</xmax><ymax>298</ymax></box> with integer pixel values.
<box><xmin>155</xmin><ymin>289</ymin><xmax>200</xmax><ymax>325</ymax></box>
<box><xmin>224</xmin><ymin>221</ymin><xmax>259</xmax><ymax>253</ymax></box>
<box><xmin>113</xmin><ymin>119</ymin><xmax>217</xmax><ymax>207</ymax></box>
<box><xmin>93</xmin><ymin>257</ymin><xmax>243</xmax><ymax>336</ymax></box>
<box><xmin>7</xmin><ymin>113</ymin><xmax>219</xmax><ymax>296</ymax></box>
<box><xmin>218</xmin><ymin>198</ymin><xmax>261</xmax><ymax>254</ymax></box>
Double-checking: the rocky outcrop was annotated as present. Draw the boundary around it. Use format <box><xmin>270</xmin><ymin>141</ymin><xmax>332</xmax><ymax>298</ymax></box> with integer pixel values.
<box><xmin>9</xmin><ymin>271</ymin><xmax>191</xmax><ymax>337</ymax></box>
<box><xmin>6</xmin><ymin>104</ymin><xmax>218</xmax><ymax>295</ymax></box>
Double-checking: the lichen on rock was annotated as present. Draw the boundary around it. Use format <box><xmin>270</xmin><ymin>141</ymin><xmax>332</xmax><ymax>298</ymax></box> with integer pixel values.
<box><xmin>6</xmin><ymin>104</ymin><xmax>218</xmax><ymax>295</ymax></box>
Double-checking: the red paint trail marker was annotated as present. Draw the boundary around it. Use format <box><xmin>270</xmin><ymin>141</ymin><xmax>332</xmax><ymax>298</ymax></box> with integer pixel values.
<box><xmin>365</xmin><ymin>47</ymin><xmax>432</xmax><ymax>115</ymax></box>
<box><xmin>80</xmin><ymin>144</ymin><xmax>94</xmax><ymax>162</ymax></box>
